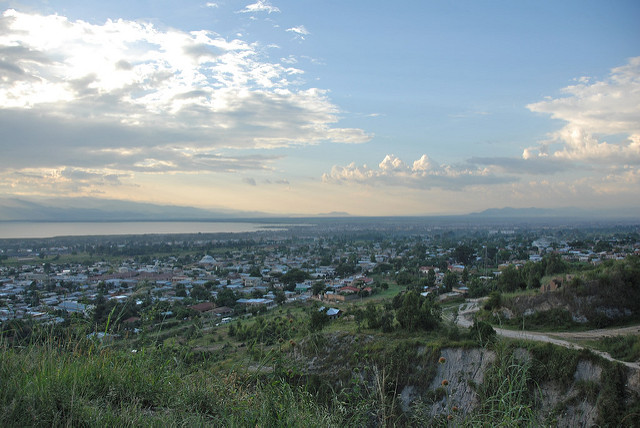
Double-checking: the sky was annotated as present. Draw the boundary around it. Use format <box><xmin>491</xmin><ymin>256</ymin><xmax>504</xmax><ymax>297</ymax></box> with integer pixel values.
<box><xmin>0</xmin><ymin>0</ymin><xmax>639</xmax><ymax>216</ymax></box>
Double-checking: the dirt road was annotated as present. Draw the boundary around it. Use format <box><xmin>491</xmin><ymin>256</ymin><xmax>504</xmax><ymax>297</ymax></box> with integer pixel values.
<box><xmin>455</xmin><ymin>299</ymin><xmax>640</xmax><ymax>370</ymax></box>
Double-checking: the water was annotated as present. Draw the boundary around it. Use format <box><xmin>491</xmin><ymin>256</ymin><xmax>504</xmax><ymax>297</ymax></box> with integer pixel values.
<box><xmin>0</xmin><ymin>221</ymin><xmax>284</xmax><ymax>239</ymax></box>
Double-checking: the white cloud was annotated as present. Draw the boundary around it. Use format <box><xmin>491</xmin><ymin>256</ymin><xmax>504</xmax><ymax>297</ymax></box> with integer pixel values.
<box><xmin>205</xmin><ymin>2</ymin><xmax>219</xmax><ymax>8</ymax></box>
<box><xmin>0</xmin><ymin>166</ymin><xmax>131</xmax><ymax>196</ymax></box>
<box><xmin>286</xmin><ymin>25</ymin><xmax>310</xmax><ymax>39</ymax></box>
<box><xmin>0</xmin><ymin>10</ymin><xmax>370</xmax><ymax>184</ymax></box>
<box><xmin>526</xmin><ymin>56</ymin><xmax>640</xmax><ymax>164</ymax></box>
<box><xmin>323</xmin><ymin>154</ymin><xmax>512</xmax><ymax>190</ymax></box>
<box><xmin>238</xmin><ymin>1</ymin><xmax>280</xmax><ymax>14</ymax></box>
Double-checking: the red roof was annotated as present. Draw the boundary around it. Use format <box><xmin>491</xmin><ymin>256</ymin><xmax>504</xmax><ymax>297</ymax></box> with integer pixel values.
<box><xmin>189</xmin><ymin>302</ymin><xmax>215</xmax><ymax>313</ymax></box>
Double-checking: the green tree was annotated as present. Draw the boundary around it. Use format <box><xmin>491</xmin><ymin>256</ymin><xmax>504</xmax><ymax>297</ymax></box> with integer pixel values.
<box><xmin>190</xmin><ymin>284</ymin><xmax>210</xmax><ymax>301</ymax></box>
<box><xmin>274</xmin><ymin>290</ymin><xmax>286</xmax><ymax>305</ymax></box>
<box><xmin>311</xmin><ymin>281</ymin><xmax>325</xmax><ymax>296</ymax></box>
<box><xmin>461</xmin><ymin>267</ymin><xmax>470</xmax><ymax>283</ymax></box>
<box><xmin>453</xmin><ymin>244</ymin><xmax>475</xmax><ymax>266</ymax></box>
<box><xmin>309</xmin><ymin>308</ymin><xmax>330</xmax><ymax>331</ymax></box>
<box><xmin>364</xmin><ymin>302</ymin><xmax>382</xmax><ymax>329</ymax></box>
<box><xmin>395</xmin><ymin>291</ymin><xmax>440</xmax><ymax>331</ymax></box>
<box><xmin>335</xmin><ymin>263</ymin><xmax>356</xmax><ymax>277</ymax></box>
<box><xmin>426</xmin><ymin>269</ymin><xmax>436</xmax><ymax>288</ymax></box>
<box><xmin>216</xmin><ymin>288</ymin><xmax>237</xmax><ymax>307</ymax></box>
<box><xmin>544</xmin><ymin>253</ymin><xmax>567</xmax><ymax>276</ymax></box>
<box><xmin>443</xmin><ymin>271</ymin><xmax>458</xmax><ymax>292</ymax></box>
<box><xmin>395</xmin><ymin>271</ymin><xmax>415</xmax><ymax>286</ymax></box>
<box><xmin>497</xmin><ymin>265</ymin><xmax>524</xmax><ymax>292</ymax></box>
<box><xmin>280</xmin><ymin>268</ymin><xmax>310</xmax><ymax>287</ymax></box>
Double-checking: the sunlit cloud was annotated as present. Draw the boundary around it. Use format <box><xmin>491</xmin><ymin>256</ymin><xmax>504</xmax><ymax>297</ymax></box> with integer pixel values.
<box><xmin>0</xmin><ymin>167</ymin><xmax>131</xmax><ymax>196</ymax></box>
<box><xmin>322</xmin><ymin>154</ymin><xmax>513</xmax><ymax>190</ymax></box>
<box><xmin>286</xmin><ymin>25</ymin><xmax>309</xmax><ymax>40</ymax></box>
<box><xmin>238</xmin><ymin>1</ymin><xmax>280</xmax><ymax>14</ymax></box>
<box><xmin>525</xmin><ymin>56</ymin><xmax>640</xmax><ymax>164</ymax></box>
<box><xmin>0</xmin><ymin>9</ymin><xmax>370</xmax><ymax>186</ymax></box>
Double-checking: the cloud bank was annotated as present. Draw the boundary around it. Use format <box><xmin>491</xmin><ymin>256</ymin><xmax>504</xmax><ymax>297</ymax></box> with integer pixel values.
<box><xmin>323</xmin><ymin>154</ymin><xmax>513</xmax><ymax>190</ymax></box>
<box><xmin>0</xmin><ymin>9</ymin><xmax>369</xmax><ymax>194</ymax></box>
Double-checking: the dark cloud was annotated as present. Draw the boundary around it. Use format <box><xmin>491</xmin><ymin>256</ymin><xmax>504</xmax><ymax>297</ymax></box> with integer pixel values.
<box><xmin>242</xmin><ymin>177</ymin><xmax>257</xmax><ymax>186</ymax></box>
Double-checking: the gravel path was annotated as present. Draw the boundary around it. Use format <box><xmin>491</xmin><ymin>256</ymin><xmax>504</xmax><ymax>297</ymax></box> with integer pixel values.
<box><xmin>455</xmin><ymin>298</ymin><xmax>640</xmax><ymax>370</ymax></box>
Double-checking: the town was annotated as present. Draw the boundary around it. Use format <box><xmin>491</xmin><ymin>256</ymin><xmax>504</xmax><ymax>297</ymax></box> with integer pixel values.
<box><xmin>2</xmin><ymin>220</ymin><xmax>638</xmax><ymax>333</ymax></box>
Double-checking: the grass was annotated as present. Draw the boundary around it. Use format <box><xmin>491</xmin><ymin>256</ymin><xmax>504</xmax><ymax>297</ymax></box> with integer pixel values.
<box><xmin>0</xmin><ymin>332</ymin><xmax>344</xmax><ymax>427</ymax></box>
<box><xmin>587</xmin><ymin>335</ymin><xmax>640</xmax><ymax>363</ymax></box>
<box><xmin>467</xmin><ymin>342</ymin><xmax>540</xmax><ymax>426</ymax></box>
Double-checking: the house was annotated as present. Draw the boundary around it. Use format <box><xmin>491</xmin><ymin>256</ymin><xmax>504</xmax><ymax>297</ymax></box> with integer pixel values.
<box><xmin>199</xmin><ymin>255</ymin><xmax>218</xmax><ymax>266</ymax></box>
<box><xmin>243</xmin><ymin>276</ymin><xmax>263</xmax><ymax>287</ymax></box>
<box><xmin>319</xmin><ymin>306</ymin><xmax>341</xmax><ymax>319</ymax></box>
<box><xmin>212</xmin><ymin>306</ymin><xmax>234</xmax><ymax>317</ymax></box>
<box><xmin>189</xmin><ymin>302</ymin><xmax>215</xmax><ymax>314</ymax></box>
<box><xmin>56</xmin><ymin>301</ymin><xmax>94</xmax><ymax>315</ymax></box>
<box><xmin>236</xmin><ymin>298</ymin><xmax>276</xmax><ymax>309</ymax></box>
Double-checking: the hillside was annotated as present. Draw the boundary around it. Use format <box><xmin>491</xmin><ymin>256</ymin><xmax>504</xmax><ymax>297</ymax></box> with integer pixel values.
<box><xmin>3</xmin><ymin>310</ymin><xmax>640</xmax><ymax>426</ymax></box>
<box><xmin>496</xmin><ymin>257</ymin><xmax>640</xmax><ymax>330</ymax></box>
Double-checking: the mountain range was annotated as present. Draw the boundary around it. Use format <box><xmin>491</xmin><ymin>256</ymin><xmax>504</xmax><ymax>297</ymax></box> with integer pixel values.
<box><xmin>0</xmin><ymin>197</ymin><xmax>637</xmax><ymax>222</ymax></box>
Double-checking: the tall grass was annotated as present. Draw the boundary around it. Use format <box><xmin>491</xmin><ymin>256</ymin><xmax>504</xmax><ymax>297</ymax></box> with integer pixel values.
<box><xmin>466</xmin><ymin>343</ymin><xmax>540</xmax><ymax>427</ymax></box>
<box><xmin>0</xmin><ymin>329</ymin><xmax>343</xmax><ymax>427</ymax></box>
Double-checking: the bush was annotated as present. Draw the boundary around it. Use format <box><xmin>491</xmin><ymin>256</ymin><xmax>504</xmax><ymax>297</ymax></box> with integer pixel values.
<box><xmin>470</xmin><ymin>320</ymin><xmax>496</xmax><ymax>346</ymax></box>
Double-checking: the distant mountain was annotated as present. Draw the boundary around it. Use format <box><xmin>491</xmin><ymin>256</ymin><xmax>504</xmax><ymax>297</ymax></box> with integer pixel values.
<box><xmin>0</xmin><ymin>197</ymin><xmax>267</xmax><ymax>222</ymax></box>
<box><xmin>316</xmin><ymin>211</ymin><xmax>351</xmax><ymax>217</ymax></box>
<box><xmin>470</xmin><ymin>206</ymin><xmax>639</xmax><ymax>219</ymax></box>
<box><xmin>1</xmin><ymin>198</ymin><xmax>637</xmax><ymax>222</ymax></box>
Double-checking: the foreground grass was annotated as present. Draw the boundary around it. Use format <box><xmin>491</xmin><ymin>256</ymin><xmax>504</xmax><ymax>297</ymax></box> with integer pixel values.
<box><xmin>0</xmin><ymin>335</ymin><xmax>342</xmax><ymax>427</ymax></box>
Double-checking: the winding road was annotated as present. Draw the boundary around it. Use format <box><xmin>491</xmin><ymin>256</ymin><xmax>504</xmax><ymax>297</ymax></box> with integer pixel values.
<box><xmin>454</xmin><ymin>298</ymin><xmax>640</xmax><ymax>370</ymax></box>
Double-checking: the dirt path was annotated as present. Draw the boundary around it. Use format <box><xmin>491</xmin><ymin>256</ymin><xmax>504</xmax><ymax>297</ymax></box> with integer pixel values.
<box><xmin>455</xmin><ymin>299</ymin><xmax>640</xmax><ymax>370</ymax></box>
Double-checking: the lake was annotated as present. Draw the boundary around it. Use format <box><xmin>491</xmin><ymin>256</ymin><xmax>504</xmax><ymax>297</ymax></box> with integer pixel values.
<box><xmin>0</xmin><ymin>221</ymin><xmax>286</xmax><ymax>239</ymax></box>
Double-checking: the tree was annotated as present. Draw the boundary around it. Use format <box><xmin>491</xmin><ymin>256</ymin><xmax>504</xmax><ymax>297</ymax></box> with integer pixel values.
<box><xmin>443</xmin><ymin>271</ymin><xmax>458</xmax><ymax>292</ymax></box>
<box><xmin>216</xmin><ymin>288</ymin><xmax>237</xmax><ymax>307</ymax></box>
<box><xmin>395</xmin><ymin>271</ymin><xmax>415</xmax><ymax>286</ymax></box>
<box><xmin>312</xmin><ymin>281</ymin><xmax>325</xmax><ymax>296</ymax></box>
<box><xmin>364</xmin><ymin>302</ymin><xmax>382</xmax><ymax>329</ymax></box>
<box><xmin>274</xmin><ymin>290</ymin><xmax>286</xmax><ymax>305</ymax></box>
<box><xmin>335</xmin><ymin>263</ymin><xmax>356</xmax><ymax>278</ymax></box>
<box><xmin>190</xmin><ymin>284</ymin><xmax>210</xmax><ymax>301</ymax></box>
<box><xmin>280</xmin><ymin>268</ymin><xmax>310</xmax><ymax>286</ymax></box>
<box><xmin>309</xmin><ymin>308</ymin><xmax>330</xmax><ymax>331</ymax></box>
<box><xmin>521</xmin><ymin>261</ymin><xmax>544</xmax><ymax>289</ymax></box>
<box><xmin>395</xmin><ymin>291</ymin><xmax>440</xmax><ymax>331</ymax></box>
<box><xmin>426</xmin><ymin>269</ymin><xmax>436</xmax><ymax>288</ymax></box>
<box><xmin>544</xmin><ymin>253</ymin><xmax>567</xmax><ymax>276</ymax></box>
<box><xmin>453</xmin><ymin>244</ymin><xmax>475</xmax><ymax>266</ymax></box>
<box><xmin>497</xmin><ymin>265</ymin><xmax>524</xmax><ymax>292</ymax></box>
<box><xmin>461</xmin><ymin>267</ymin><xmax>470</xmax><ymax>284</ymax></box>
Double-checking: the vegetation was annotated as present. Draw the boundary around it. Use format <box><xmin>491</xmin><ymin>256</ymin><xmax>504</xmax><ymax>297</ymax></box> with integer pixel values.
<box><xmin>590</xmin><ymin>335</ymin><xmax>640</xmax><ymax>363</ymax></box>
<box><xmin>490</xmin><ymin>256</ymin><xmax>640</xmax><ymax>331</ymax></box>
<box><xmin>2</xmin><ymin>225</ymin><xmax>640</xmax><ymax>426</ymax></box>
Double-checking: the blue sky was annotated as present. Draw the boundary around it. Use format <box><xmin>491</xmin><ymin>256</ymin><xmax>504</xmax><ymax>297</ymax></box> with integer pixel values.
<box><xmin>1</xmin><ymin>0</ymin><xmax>639</xmax><ymax>215</ymax></box>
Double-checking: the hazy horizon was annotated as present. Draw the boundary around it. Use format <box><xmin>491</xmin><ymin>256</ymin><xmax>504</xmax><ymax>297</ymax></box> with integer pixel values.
<box><xmin>1</xmin><ymin>1</ymin><xmax>639</xmax><ymax>216</ymax></box>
